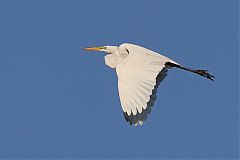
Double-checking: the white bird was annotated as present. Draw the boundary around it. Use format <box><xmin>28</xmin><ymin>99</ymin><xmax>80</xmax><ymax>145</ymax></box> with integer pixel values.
<box><xmin>84</xmin><ymin>43</ymin><xmax>214</xmax><ymax>126</ymax></box>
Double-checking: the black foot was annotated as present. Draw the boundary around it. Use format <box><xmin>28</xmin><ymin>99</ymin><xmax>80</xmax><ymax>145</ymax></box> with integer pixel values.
<box><xmin>195</xmin><ymin>70</ymin><xmax>215</xmax><ymax>81</ymax></box>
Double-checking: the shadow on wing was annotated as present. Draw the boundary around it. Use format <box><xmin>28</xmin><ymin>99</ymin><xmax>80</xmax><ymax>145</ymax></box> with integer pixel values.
<box><xmin>123</xmin><ymin>67</ymin><xmax>169</xmax><ymax>126</ymax></box>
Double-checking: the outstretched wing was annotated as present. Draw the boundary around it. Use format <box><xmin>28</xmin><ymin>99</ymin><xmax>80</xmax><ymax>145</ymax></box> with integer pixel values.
<box><xmin>122</xmin><ymin>67</ymin><xmax>168</xmax><ymax>126</ymax></box>
<box><xmin>116</xmin><ymin>44</ymin><xmax>172</xmax><ymax>126</ymax></box>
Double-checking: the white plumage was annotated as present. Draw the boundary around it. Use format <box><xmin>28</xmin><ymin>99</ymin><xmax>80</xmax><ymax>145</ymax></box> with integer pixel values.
<box><xmin>84</xmin><ymin>43</ymin><xmax>214</xmax><ymax>126</ymax></box>
<box><xmin>116</xmin><ymin>44</ymin><xmax>175</xmax><ymax>115</ymax></box>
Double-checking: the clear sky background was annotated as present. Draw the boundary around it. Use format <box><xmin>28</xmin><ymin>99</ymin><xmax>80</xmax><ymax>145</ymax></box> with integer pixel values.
<box><xmin>0</xmin><ymin>0</ymin><xmax>238</xmax><ymax>159</ymax></box>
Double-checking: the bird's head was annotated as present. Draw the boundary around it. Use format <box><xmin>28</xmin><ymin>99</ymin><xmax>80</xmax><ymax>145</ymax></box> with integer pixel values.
<box><xmin>83</xmin><ymin>45</ymin><xmax>119</xmax><ymax>54</ymax></box>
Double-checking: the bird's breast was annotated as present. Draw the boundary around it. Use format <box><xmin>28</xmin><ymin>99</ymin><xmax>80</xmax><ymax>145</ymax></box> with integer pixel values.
<box><xmin>104</xmin><ymin>54</ymin><xmax>126</xmax><ymax>69</ymax></box>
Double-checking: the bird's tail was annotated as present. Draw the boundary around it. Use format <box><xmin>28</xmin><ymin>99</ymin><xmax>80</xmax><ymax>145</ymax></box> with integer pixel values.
<box><xmin>166</xmin><ymin>62</ymin><xmax>215</xmax><ymax>81</ymax></box>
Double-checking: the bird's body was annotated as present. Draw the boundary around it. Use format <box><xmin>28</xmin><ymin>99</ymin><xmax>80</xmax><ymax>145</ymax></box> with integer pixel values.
<box><xmin>84</xmin><ymin>43</ymin><xmax>214</xmax><ymax>126</ymax></box>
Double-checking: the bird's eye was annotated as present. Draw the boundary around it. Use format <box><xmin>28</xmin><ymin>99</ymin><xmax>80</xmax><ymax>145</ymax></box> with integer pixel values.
<box><xmin>126</xmin><ymin>49</ymin><xmax>129</xmax><ymax>54</ymax></box>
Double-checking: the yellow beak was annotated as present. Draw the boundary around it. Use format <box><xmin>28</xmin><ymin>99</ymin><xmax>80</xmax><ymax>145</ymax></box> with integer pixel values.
<box><xmin>83</xmin><ymin>47</ymin><xmax>101</xmax><ymax>51</ymax></box>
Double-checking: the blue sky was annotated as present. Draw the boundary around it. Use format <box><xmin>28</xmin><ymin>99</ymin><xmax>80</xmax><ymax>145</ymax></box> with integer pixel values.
<box><xmin>0</xmin><ymin>0</ymin><xmax>238</xmax><ymax>159</ymax></box>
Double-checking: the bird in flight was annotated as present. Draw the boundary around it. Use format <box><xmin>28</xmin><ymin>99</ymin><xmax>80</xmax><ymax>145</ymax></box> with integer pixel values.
<box><xmin>84</xmin><ymin>43</ymin><xmax>214</xmax><ymax>126</ymax></box>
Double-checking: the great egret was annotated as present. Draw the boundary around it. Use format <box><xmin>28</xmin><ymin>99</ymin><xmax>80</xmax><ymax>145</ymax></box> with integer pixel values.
<box><xmin>84</xmin><ymin>43</ymin><xmax>214</xmax><ymax>126</ymax></box>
